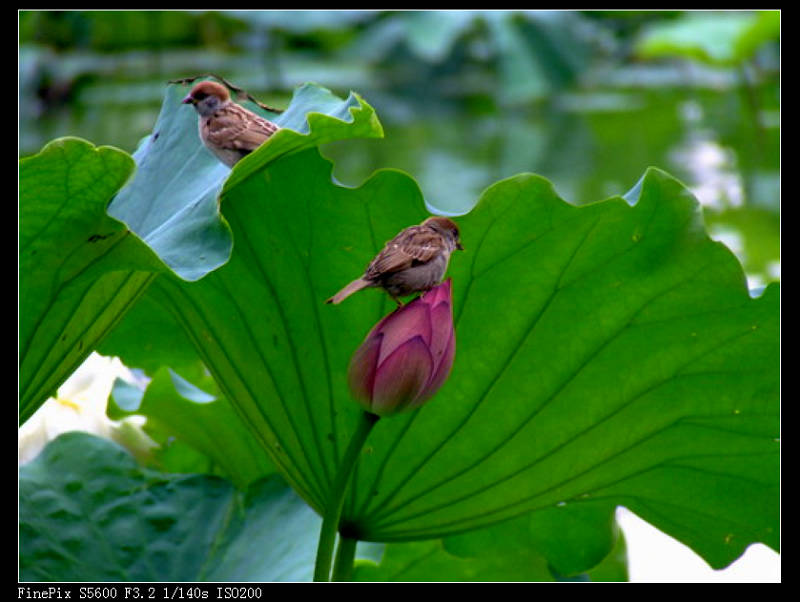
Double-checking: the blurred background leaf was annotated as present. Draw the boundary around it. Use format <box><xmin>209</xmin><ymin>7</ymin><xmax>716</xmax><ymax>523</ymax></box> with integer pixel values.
<box><xmin>635</xmin><ymin>11</ymin><xmax>779</xmax><ymax>66</ymax></box>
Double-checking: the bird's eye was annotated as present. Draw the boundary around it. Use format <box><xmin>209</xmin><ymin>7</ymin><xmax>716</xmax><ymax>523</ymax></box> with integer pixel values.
<box><xmin>194</xmin><ymin>92</ymin><xmax>208</xmax><ymax>100</ymax></box>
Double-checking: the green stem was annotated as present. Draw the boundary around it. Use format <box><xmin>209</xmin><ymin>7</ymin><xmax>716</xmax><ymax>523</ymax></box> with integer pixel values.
<box><xmin>331</xmin><ymin>535</ymin><xmax>358</xmax><ymax>582</ymax></box>
<box><xmin>313</xmin><ymin>410</ymin><xmax>379</xmax><ymax>582</ymax></box>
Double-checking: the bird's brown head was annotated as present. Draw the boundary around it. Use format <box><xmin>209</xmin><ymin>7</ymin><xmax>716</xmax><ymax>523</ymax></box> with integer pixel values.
<box><xmin>181</xmin><ymin>81</ymin><xmax>231</xmax><ymax>116</ymax></box>
<box><xmin>423</xmin><ymin>216</ymin><xmax>463</xmax><ymax>251</ymax></box>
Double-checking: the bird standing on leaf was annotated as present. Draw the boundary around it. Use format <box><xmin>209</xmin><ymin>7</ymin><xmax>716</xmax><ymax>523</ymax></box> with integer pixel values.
<box><xmin>327</xmin><ymin>216</ymin><xmax>463</xmax><ymax>306</ymax></box>
<box><xmin>182</xmin><ymin>80</ymin><xmax>280</xmax><ymax>167</ymax></box>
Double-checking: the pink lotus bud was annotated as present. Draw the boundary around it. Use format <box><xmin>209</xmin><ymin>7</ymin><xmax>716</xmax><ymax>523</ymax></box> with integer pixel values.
<box><xmin>347</xmin><ymin>279</ymin><xmax>456</xmax><ymax>416</ymax></box>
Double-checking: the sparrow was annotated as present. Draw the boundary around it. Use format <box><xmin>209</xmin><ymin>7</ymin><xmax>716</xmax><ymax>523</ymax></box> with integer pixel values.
<box><xmin>327</xmin><ymin>216</ymin><xmax>463</xmax><ymax>306</ymax></box>
<box><xmin>181</xmin><ymin>80</ymin><xmax>280</xmax><ymax>167</ymax></box>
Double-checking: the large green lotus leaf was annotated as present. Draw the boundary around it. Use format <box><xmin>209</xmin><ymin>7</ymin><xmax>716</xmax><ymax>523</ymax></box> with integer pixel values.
<box><xmin>19</xmin><ymin>138</ymin><xmax>165</xmax><ymax>423</ymax></box>
<box><xmin>350</xmin><ymin>169</ymin><xmax>778</xmax><ymax>567</ymax></box>
<box><xmin>19</xmin><ymin>432</ymin><xmax>320</xmax><ymax>582</ymax></box>
<box><xmin>145</xmin><ymin>143</ymin><xmax>778</xmax><ymax>570</ymax></box>
<box><xmin>107</xmin><ymin>80</ymin><xmax>382</xmax><ymax>281</ymax></box>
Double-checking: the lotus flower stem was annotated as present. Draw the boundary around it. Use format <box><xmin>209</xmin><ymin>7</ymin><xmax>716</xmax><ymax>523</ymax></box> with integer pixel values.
<box><xmin>313</xmin><ymin>410</ymin><xmax>379</xmax><ymax>582</ymax></box>
<box><xmin>331</xmin><ymin>535</ymin><xmax>358</xmax><ymax>582</ymax></box>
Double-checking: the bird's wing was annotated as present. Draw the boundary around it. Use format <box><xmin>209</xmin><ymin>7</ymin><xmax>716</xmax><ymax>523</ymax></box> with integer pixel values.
<box><xmin>204</xmin><ymin>103</ymin><xmax>279</xmax><ymax>152</ymax></box>
<box><xmin>365</xmin><ymin>226</ymin><xmax>444</xmax><ymax>279</ymax></box>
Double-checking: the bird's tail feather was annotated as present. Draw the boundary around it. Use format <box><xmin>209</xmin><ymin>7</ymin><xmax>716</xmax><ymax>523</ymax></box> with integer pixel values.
<box><xmin>326</xmin><ymin>278</ymin><xmax>371</xmax><ymax>304</ymax></box>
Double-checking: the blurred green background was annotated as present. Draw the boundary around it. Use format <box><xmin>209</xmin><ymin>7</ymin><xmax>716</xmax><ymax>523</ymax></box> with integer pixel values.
<box><xmin>19</xmin><ymin>10</ymin><xmax>779</xmax><ymax>288</ymax></box>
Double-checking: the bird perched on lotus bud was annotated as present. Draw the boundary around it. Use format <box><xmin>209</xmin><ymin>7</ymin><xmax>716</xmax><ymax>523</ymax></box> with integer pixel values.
<box><xmin>347</xmin><ymin>279</ymin><xmax>456</xmax><ymax>416</ymax></box>
<box><xmin>181</xmin><ymin>80</ymin><xmax>280</xmax><ymax>167</ymax></box>
<box><xmin>326</xmin><ymin>216</ymin><xmax>463</xmax><ymax>306</ymax></box>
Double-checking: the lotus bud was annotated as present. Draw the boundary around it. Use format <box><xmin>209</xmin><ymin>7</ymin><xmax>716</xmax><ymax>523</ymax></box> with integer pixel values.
<box><xmin>347</xmin><ymin>279</ymin><xmax>456</xmax><ymax>416</ymax></box>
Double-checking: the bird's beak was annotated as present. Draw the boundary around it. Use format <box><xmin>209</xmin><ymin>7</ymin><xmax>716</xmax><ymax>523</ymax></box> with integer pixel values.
<box><xmin>181</xmin><ymin>94</ymin><xmax>194</xmax><ymax>105</ymax></box>
<box><xmin>456</xmin><ymin>242</ymin><xmax>464</xmax><ymax>251</ymax></box>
